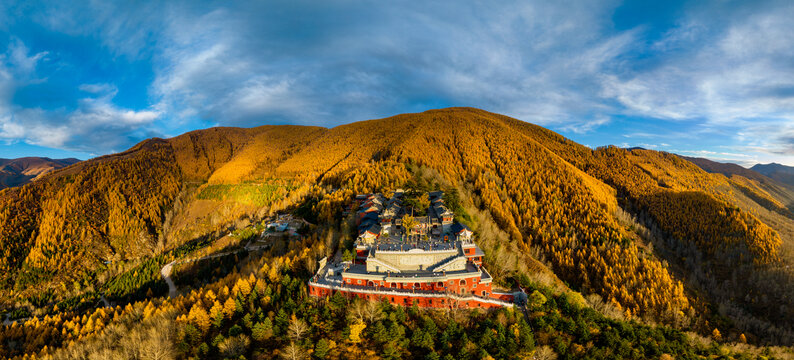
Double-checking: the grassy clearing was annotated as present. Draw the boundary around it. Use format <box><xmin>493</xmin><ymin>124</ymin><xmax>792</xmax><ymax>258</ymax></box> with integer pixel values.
<box><xmin>196</xmin><ymin>182</ymin><xmax>297</xmax><ymax>207</ymax></box>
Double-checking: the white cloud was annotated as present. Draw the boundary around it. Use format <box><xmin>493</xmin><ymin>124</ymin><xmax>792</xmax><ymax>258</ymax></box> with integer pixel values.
<box><xmin>7</xmin><ymin>40</ymin><xmax>47</xmax><ymax>75</ymax></box>
<box><xmin>79</xmin><ymin>83</ymin><xmax>116</xmax><ymax>94</ymax></box>
<box><xmin>230</xmin><ymin>77</ymin><xmax>306</xmax><ymax>116</ymax></box>
<box><xmin>137</xmin><ymin>1</ymin><xmax>638</xmax><ymax>130</ymax></box>
<box><xmin>561</xmin><ymin>116</ymin><xmax>611</xmax><ymax>134</ymax></box>
<box><xmin>0</xmin><ymin>0</ymin><xmax>792</xmax><ymax>165</ymax></box>
<box><xmin>0</xmin><ymin>39</ymin><xmax>161</xmax><ymax>152</ymax></box>
<box><xmin>8</xmin><ymin>97</ymin><xmax>161</xmax><ymax>151</ymax></box>
<box><xmin>70</xmin><ymin>95</ymin><xmax>160</xmax><ymax>127</ymax></box>
<box><xmin>0</xmin><ymin>114</ymin><xmax>25</xmax><ymax>139</ymax></box>
<box><xmin>0</xmin><ymin>38</ymin><xmax>47</xmax><ymax>100</ymax></box>
<box><xmin>119</xmin><ymin>110</ymin><xmax>160</xmax><ymax>125</ymax></box>
<box><xmin>601</xmin><ymin>4</ymin><xmax>794</xmax><ymax>158</ymax></box>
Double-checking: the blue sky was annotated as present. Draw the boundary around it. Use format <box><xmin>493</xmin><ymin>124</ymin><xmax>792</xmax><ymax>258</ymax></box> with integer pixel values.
<box><xmin>1</xmin><ymin>1</ymin><xmax>793</xmax><ymax>167</ymax></box>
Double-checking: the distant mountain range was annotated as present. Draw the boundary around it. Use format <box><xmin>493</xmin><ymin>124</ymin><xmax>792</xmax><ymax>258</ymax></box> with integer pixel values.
<box><xmin>681</xmin><ymin>156</ymin><xmax>794</xmax><ymax>210</ymax></box>
<box><xmin>682</xmin><ymin>156</ymin><xmax>774</xmax><ymax>182</ymax></box>
<box><xmin>684</xmin><ymin>156</ymin><xmax>794</xmax><ymax>188</ymax></box>
<box><xmin>752</xmin><ymin>162</ymin><xmax>794</xmax><ymax>188</ymax></box>
<box><xmin>0</xmin><ymin>157</ymin><xmax>81</xmax><ymax>189</ymax></box>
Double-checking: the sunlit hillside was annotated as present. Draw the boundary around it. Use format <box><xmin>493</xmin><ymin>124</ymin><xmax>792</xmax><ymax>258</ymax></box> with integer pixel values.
<box><xmin>1</xmin><ymin>108</ymin><xmax>793</xmax><ymax>359</ymax></box>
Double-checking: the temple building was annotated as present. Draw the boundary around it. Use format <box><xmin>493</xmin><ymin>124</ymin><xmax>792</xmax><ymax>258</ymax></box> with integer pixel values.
<box><xmin>308</xmin><ymin>191</ymin><xmax>524</xmax><ymax>309</ymax></box>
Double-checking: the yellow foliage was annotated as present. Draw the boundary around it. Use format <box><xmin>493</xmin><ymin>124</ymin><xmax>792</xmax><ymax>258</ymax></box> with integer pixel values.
<box><xmin>223</xmin><ymin>297</ymin><xmax>237</xmax><ymax>319</ymax></box>
<box><xmin>204</xmin><ymin>289</ymin><xmax>217</xmax><ymax>303</ymax></box>
<box><xmin>210</xmin><ymin>301</ymin><xmax>224</xmax><ymax>323</ymax></box>
<box><xmin>188</xmin><ymin>303</ymin><xmax>211</xmax><ymax>333</ymax></box>
<box><xmin>234</xmin><ymin>278</ymin><xmax>252</xmax><ymax>297</ymax></box>
<box><xmin>143</xmin><ymin>301</ymin><xmax>156</xmax><ymax>319</ymax></box>
<box><xmin>0</xmin><ymin>106</ymin><xmax>787</xmax><ymax>338</ymax></box>
<box><xmin>712</xmin><ymin>328</ymin><xmax>722</xmax><ymax>341</ymax></box>
<box><xmin>349</xmin><ymin>322</ymin><xmax>366</xmax><ymax>343</ymax></box>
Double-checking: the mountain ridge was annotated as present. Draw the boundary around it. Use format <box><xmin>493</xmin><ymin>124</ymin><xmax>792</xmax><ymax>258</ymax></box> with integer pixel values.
<box><xmin>0</xmin><ymin>156</ymin><xmax>81</xmax><ymax>189</ymax></box>
<box><xmin>683</xmin><ymin>156</ymin><xmax>794</xmax><ymax>211</ymax></box>
<box><xmin>753</xmin><ymin>162</ymin><xmax>794</xmax><ymax>188</ymax></box>
<box><xmin>1</xmin><ymin>107</ymin><xmax>793</xmax><ymax>349</ymax></box>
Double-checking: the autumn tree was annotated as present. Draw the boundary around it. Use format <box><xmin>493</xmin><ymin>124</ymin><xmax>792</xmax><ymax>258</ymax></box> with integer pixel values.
<box><xmin>281</xmin><ymin>342</ymin><xmax>306</xmax><ymax>360</ymax></box>
<box><xmin>288</xmin><ymin>315</ymin><xmax>308</xmax><ymax>342</ymax></box>
<box><xmin>188</xmin><ymin>303</ymin><xmax>211</xmax><ymax>333</ymax></box>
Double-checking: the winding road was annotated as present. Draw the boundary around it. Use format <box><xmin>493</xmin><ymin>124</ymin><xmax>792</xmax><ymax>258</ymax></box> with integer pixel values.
<box><xmin>161</xmin><ymin>262</ymin><xmax>177</xmax><ymax>298</ymax></box>
<box><xmin>0</xmin><ymin>240</ymin><xmax>270</xmax><ymax>327</ymax></box>
<box><xmin>99</xmin><ymin>294</ymin><xmax>111</xmax><ymax>308</ymax></box>
<box><xmin>2</xmin><ymin>313</ymin><xmax>32</xmax><ymax>326</ymax></box>
<box><xmin>160</xmin><ymin>241</ymin><xmax>270</xmax><ymax>298</ymax></box>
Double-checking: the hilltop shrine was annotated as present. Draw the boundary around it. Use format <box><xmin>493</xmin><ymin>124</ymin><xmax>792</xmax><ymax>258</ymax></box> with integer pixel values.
<box><xmin>308</xmin><ymin>191</ymin><xmax>524</xmax><ymax>309</ymax></box>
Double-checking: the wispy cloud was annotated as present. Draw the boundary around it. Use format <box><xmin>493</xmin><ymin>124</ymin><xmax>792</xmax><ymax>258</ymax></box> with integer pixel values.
<box><xmin>602</xmin><ymin>2</ymin><xmax>794</xmax><ymax>160</ymax></box>
<box><xmin>0</xmin><ymin>39</ymin><xmax>161</xmax><ymax>153</ymax></box>
<box><xmin>79</xmin><ymin>83</ymin><xmax>116</xmax><ymax>94</ymax></box>
<box><xmin>0</xmin><ymin>0</ymin><xmax>791</xmax><ymax>165</ymax></box>
<box><xmin>561</xmin><ymin>116</ymin><xmax>611</xmax><ymax>134</ymax></box>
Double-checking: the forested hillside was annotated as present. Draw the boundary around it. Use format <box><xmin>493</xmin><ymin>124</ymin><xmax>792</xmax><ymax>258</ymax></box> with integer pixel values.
<box><xmin>1</xmin><ymin>107</ymin><xmax>794</xmax><ymax>358</ymax></box>
<box><xmin>0</xmin><ymin>126</ymin><xmax>324</xmax><ymax>306</ymax></box>
<box><xmin>685</xmin><ymin>156</ymin><xmax>794</xmax><ymax>213</ymax></box>
<box><xmin>274</xmin><ymin>108</ymin><xmax>794</xmax><ymax>342</ymax></box>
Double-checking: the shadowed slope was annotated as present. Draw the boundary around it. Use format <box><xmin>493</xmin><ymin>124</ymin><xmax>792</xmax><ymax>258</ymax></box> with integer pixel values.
<box><xmin>685</xmin><ymin>156</ymin><xmax>794</xmax><ymax>210</ymax></box>
<box><xmin>753</xmin><ymin>163</ymin><xmax>794</xmax><ymax>189</ymax></box>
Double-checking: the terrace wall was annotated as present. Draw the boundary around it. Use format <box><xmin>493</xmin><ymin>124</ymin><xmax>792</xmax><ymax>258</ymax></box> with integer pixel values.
<box><xmin>308</xmin><ymin>281</ymin><xmax>514</xmax><ymax>309</ymax></box>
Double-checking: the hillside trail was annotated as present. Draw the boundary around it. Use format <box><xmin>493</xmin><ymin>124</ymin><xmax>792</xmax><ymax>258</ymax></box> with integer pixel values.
<box><xmin>2</xmin><ymin>313</ymin><xmax>31</xmax><ymax>326</ymax></box>
<box><xmin>0</xmin><ymin>237</ymin><xmax>273</xmax><ymax>327</ymax></box>
<box><xmin>160</xmin><ymin>239</ymin><xmax>270</xmax><ymax>298</ymax></box>
<box><xmin>99</xmin><ymin>294</ymin><xmax>111</xmax><ymax>308</ymax></box>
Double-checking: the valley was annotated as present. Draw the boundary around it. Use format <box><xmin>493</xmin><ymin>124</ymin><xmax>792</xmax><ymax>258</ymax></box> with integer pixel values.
<box><xmin>0</xmin><ymin>157</ymin><xmax>80</xmax><ymax>189</ymax></box>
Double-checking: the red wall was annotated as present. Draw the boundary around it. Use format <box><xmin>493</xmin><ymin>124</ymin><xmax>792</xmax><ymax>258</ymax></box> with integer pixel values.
<box><xmin>342</xmin><ymin>274</ymin><xmax>491</xmax><ymax>295</ymax></box>
<box><xmin>489</xmin><ymin>292</ymin><xmax>515</xmax><ymax>302</ymax></box>
<box><xmin>308</xmin><ymin>283</ymin><xmax>505</xmax><ymax>309</ymax></box>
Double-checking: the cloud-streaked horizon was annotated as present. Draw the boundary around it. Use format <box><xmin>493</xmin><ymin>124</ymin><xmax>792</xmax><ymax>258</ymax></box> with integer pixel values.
<box><xmin>0</xmin><ymin>0</ymin><xmax>793</xmax><ymax>167</ymax></box>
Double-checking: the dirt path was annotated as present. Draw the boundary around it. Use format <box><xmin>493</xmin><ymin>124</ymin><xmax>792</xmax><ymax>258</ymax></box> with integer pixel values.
<box><xmin>0</xmin><ymin>244</ymin><xmax>270</xmax><ymax>327</ymax></box>
<box><xmin>160</xmin><ymin>243</ymin><xmax>269</xmax><ymax>298</ymax></box>
<box><xmin>100</xmin><ymin>294</ymin><xmax>111</xmax><ymax>308</ymax></box>
<box><xmin>161</xmin><ymin>261</ymin><xmax>178</xmax><ymax>298</ymax></box>
<box><xmin>2</xmin><ymin>314</ymin><xmax>31</xmax><ymax>326</ymax></box>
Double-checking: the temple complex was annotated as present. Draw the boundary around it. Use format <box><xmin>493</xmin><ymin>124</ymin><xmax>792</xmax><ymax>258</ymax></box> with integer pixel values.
<box><xmin>308</xmin><ymin>191</ymin><xmax>524</xmax><ymax>309</ymax></box>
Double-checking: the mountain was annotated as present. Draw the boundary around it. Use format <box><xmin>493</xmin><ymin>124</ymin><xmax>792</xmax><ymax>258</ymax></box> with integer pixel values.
<box><xmin>682</xmin><ymin>156</ymin><xmax>767</xmax><ymax>181</ymax></box>
<box><xmin>0</xmin><ymin>157</ymin><xmax>80</xmax><ymax>189</ymax></box>
<box><xmin>753</xmin><ymin>162</ymin><xmax>794</xmax><ymax>188</ymax></box>
<box><xmin>683</xmin><ymin>156</ymin><xmax>794</xmax><ymax>212</ymax></box>
<box><xmin>1</xmin><ymin>108</ymin><xmax>793</xmax><ymax>358</ymax></box>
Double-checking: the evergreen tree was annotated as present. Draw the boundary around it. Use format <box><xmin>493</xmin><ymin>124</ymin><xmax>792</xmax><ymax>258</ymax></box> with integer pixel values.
<box><xmin>314</xmin><ymin>338</ymin><xmax>330</xmax><ymax>359</ymax></box>
<box><xmin>381</xmin><ymin>343</ymin><xmax>400</xmax><ymax>360</ymax></box>
<box><xmin>252</xmin><ymin>320</ymin><xmax>273</xmax><ymax>342</ymax></box>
